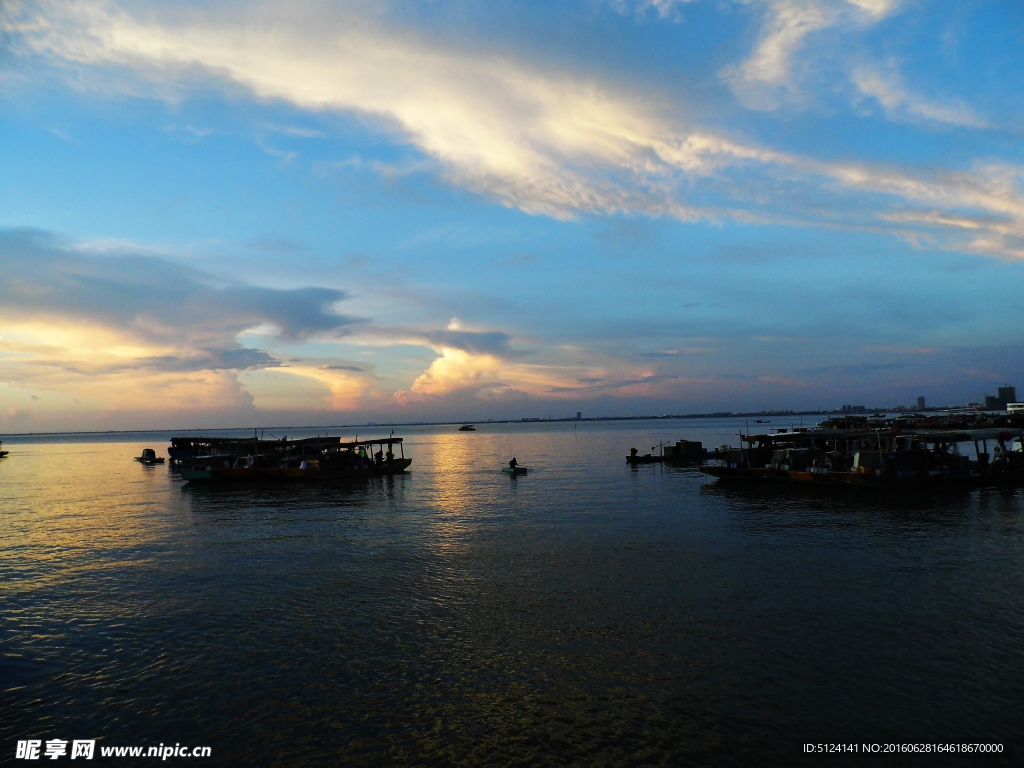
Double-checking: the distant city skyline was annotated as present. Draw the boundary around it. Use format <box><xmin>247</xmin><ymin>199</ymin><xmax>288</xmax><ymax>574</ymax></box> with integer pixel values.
<box><xmin>2</xmin><ymin>0</ymin><xmax>1024</xmax><ymax>431</ymax></box>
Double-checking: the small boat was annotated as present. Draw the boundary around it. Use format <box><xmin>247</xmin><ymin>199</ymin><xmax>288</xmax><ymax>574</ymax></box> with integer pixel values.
<box><xmin>459</xmin><ymin>424</ymin><xmax>476</xmax><ymax>431</ymax></box>
<box><xmin>503</xmin><ymin>466</ymin><xmax>528</xmax><ymax>476</ymax></box>
<box><xmin>0</xmin><ymin>441</ymin><xmax>8</xmax><ymax>458</ymax></box>
<box><xmin>135</xmin><ymin>448</ymin><xmax>165</xmax><ymax>465</ymax></box>
<box><xmin>755</xmin><ymin>419</ymin><xmax>770</xmax><ymax>423</ymax></box>
<box><xmin>626</xmin><ymin>454</ymin><xmax>664</xmax><ymax>464</ymax></box>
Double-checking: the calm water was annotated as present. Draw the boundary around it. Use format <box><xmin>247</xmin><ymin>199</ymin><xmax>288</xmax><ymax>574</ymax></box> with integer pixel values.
<box><xmin>2</xmin><ymin>418</ymin><xmax>1023</xmax><ymax>766</ymax></box>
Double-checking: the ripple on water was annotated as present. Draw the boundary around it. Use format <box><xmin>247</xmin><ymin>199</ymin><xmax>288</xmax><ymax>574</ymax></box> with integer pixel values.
<box><xmin>2</xmin><ymin>425</ymin><xmax>1024</xmax><ymax>765</ymax></box>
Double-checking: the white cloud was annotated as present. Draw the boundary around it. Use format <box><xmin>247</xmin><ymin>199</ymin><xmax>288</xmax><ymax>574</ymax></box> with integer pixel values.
<box><xmin>852</xmin><ymin>63</ymin><xmax>988</xmax><ymax>128</ymax></box>
<box><xmin>722</xmin><ymin>0</ymin><xmax>900</xmax><ymax>109</ymax></box>
<box><xmin>3</xmin><ymin>0</ymin><xmax>1024</xmax><ymax>260</ymax></box>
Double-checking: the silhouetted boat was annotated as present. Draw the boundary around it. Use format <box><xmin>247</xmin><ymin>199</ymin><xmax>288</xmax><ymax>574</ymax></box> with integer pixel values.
<box><xmin>700</xmin><ymin>426</ymin><xmax>1024</xmax><ymax>490</ymax></box>
<box><xmin>135</xmin><ymin>448</ymin><xmax>165</xmax><ymax>465</ymax></box>
<box><xmin>175</xmin><ymin>435</ymin><xmax>410</xmax><ymax>483</ymax></box>
<box><xmin>503</xmin><ymin>466</ymin><xmax>528</xmax><ymax>476</ymax></box>
<box><xmin>459</xmin><ymin>424</ymin><xmax>476</xmax><ymax>431</ymax></box>
<box><xmin>626</xmin><ymin>453</ymin><xmax>663</xmax><ymax>464</ymax></box>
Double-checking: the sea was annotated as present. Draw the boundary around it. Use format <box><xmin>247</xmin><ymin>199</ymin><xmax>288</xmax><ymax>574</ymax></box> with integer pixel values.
<box><xmin>2</xmin><ymin>417</ymin><xmax>1023</xmax><ymax>766</ymax></box>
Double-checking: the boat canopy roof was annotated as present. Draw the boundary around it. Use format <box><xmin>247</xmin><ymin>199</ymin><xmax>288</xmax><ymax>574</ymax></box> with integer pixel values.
<box><xmin>742</xmin><ymin>426</ymin><xmax>1023</xmax><ymax>445</ymax></box>
<box><xmin>170</xmin><ymin>435</ymin><xmax>403</xmax><ymax>448</ymax></box>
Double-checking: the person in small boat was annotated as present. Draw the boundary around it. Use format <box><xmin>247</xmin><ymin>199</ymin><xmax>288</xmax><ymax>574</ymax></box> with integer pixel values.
<box><xmin>375</xmin><ymin>449</ymin><xmax>383</xmax><ymax>465</ymax></box>
<box><xmin>630</xmin><ymin>447</ymin><xmax>639</xmax><ymax>458</ymax></box>
<box><xmin>385</xmin><ymin>446</ymin><xmax>394</xmax><ymax>462</ymax></box>
<box><xmin>509</xmin><ymin>457</ymin><xmax>518</xmax><ymax>469</ymax></box>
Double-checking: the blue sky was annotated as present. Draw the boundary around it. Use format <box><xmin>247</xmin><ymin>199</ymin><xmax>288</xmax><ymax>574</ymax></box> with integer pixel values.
<box><xmin>1</xmin><ymin>0</ymin><xmax>1023</xmax><ymax>430</ymax></box>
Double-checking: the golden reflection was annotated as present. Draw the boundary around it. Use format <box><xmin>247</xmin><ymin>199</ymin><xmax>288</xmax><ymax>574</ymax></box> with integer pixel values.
<box><xmin>0</xmin><ymin>441</ymin><xmax>187</xmax><ymax>610</ymax></box>
<box><xmin>415</xmin><ymin>432</ymin><xmax>506</xmax><ymax>554</ymax></box>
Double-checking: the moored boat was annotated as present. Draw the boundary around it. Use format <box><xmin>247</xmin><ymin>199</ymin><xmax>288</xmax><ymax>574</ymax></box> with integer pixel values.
<box><xmin>626</xmin><ymin>453</ymin><xmax>663</xmax><ymax>464</ymax></box>
<box><xmin>174</xmin><ymin>435</ymin><xmax>411</xmax><ymax>483</ymax></box>
<box><xmin>699</xmin><ymin>425</ymin><xmax>1024</xmax><ymax>490</ymax></box>
<box><xmin>135</xmin><ymin>448</ymin><xmax>165</xmax><ymax>465</ymax></box>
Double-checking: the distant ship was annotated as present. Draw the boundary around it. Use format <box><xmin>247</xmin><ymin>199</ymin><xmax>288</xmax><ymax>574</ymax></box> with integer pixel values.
<box><xmin>459</xmin><ymin>424</ymin><xmax>476</xmax><ymax>431</ymax></box>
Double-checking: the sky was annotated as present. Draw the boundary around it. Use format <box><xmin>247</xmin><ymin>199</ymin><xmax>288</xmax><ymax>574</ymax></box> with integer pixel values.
<box><xmin>1</xmin><ymin>0</ymin><xmax>1023</xmax><ymax>431</ymax></box>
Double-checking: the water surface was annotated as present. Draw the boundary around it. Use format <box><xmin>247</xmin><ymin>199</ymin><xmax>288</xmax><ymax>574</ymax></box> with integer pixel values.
<box><xmin>2</xmin><ymin>419</ymin><xmax>1022</xmax><ymax>765</ymax></box>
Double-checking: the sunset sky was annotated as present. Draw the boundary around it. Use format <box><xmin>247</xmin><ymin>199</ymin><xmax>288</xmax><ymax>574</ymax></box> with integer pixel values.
<box><xmin>2</xmin><ymin>0</ymin><xmax>1024</xmax><ymax>431</ymax></box>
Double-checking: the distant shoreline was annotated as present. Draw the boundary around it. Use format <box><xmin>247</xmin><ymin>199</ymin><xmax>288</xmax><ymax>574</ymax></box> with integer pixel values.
<box><xmin>0</xmin><ymin>408</ymin><xmax>955</xmax><ymax>439</ymax></box>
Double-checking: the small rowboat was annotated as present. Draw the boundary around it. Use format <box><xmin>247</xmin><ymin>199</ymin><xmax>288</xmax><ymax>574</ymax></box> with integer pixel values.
<box><xmin>502</xmin><ymin>466</ymin><xmax>528</xmax><ymax>476</ymax></box>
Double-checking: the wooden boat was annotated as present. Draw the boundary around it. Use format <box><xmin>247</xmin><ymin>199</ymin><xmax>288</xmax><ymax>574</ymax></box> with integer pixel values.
<box><xmin>135</xmin><ymin>448</ymin><xmax>165</xmax><ymax>465</ymax></box>
<box><xmin>503</xmin><ymin>466</ymin><xmax>528</xmax><ymax>476</ymax></box>
<box><xmin>626</xmin><ymin>453</ymin><xmax>664</xmax><ymax>464</ymax></box>
<box><xmin>175</xmin><ymin>435</ymin><xmax>410</xmax><ymax>484</ymax></box>
<box><xmin>459</xmin><ymin>424</ymin><xmax>476</xmax><ymax>431</ymax></box>
<box><xmin>699</xmin><ymin>426</ymin><xmax>1024</xmax><ymax>491</ymax></box>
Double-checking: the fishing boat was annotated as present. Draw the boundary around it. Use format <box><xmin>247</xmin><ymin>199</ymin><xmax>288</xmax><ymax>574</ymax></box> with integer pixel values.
<box><xmin>459</xmin><ymin>424</ymin><xmax>476</xmax><ymax>431</ymax></box>
<box><xmin>699</xmin><ymin>425</ymin><xmax>1024</xmax><ymax>490</ymax></box>
<box><xmin>174</xmin><ymin>435</ymin><xmax>411</xmax><ymax>484</ymax></box>
<box><xmin>503</xmin><ymin>466</ymin><xmax>528</xmax><ymax>476</ymax></box>
<box><xmin>626</xmin><ymin>453</ymin><xmax>663</xmax><ymax>464</ymax></box>
<box><xmin>135</xmin><ymin>448</ymin><xmax>165</xmax><ymax>465</ymax></box>
<box><xmin>626</xmin><ymin>438</ymin><xmax>704</xmax><ymax>465</ymax></box>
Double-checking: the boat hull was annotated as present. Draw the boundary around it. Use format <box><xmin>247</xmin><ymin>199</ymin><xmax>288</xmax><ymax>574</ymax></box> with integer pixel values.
<box><xmin>181</xmin><ymin>458</ymin><xmax>412</xmax><ymax>483</ymax></box>
<box><xmin>503</xmin><ymin>467</ymin><xmax>528</xmax><ymax>476</ymax></box>
<box><xmin>627</xmin><ymin>455</ymin><xmax>664</xmax><ymax>464</ymax></box>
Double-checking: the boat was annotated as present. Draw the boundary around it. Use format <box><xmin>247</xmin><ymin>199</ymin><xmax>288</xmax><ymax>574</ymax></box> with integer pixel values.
<box><xmin>0</xmin><ymin>441</ymin><xmax>7</xmax><ymax>459</ymax></box>
<box><xmin>174</xmin><ymin>435</ymin><xmax>411</xmax><ymax>483</ymax></box>
<box><xmin>699</xmin><ymin>425</ymin><xmax>1024</xmax><ymax>490</ymax></box>
<box><xmin>503</xmin><ymin>466</ymin><xmax>528</xmax><ymax>476</ymax></box>
<box><xmin>662</xmin><ymin>439</ymin><xmax>706</xmax><ymax>463</ymax></box>
<box><xmin>755</xmin><ymin>419</ymin><xmax>770</xmax><ymax>424</ymax></box>
<box><xmin>135</xmin><ymin>448</ymin><xmax>165</xmax><ymax>465</ymax></box>
<box><xmin>626</xmin><ymin>453</ymin><xmax>664</xmax><ymax>464</ymax></box>
<box><xmin>459</xmin><ymin>424</ymin><xmax>476</xmax><ymax>431</ymax></box>
<box><xmin>626</xmin><ymin>438</ymin><xmax>705</xmax><ymax>465</ymax></box>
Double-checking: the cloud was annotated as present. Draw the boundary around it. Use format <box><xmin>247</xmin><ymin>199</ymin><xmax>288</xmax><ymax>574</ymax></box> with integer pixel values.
<box><xmin>722</xmin><ymin>0</ymin><xmax>835</xmax><ymax>107</ymax></box>
<box><xmin>3</xmin><ymin>0</ymin><xmax>1024</xmax><ymax>263</ymax></box>
<box><xmin>0</xmin><ymin>228</ymin><xmax>360</xmax><ymax>408</ymax></box>
<box><xmin>264</xmin><ymin>124</ymin><xmax>325</xmax><ymax>138</ymax></box>
<box><xmin>852</xmin><ymin>63</ymin><xmax>988</xmax><ymax>128</ymax></box>
<box><xmin>0</xmin><ymin>229</ymin><xmax>358</xmax><ymax>342</ymax></box>
<box><xmin>547</xmin><ymin>372</ymin><xmax>679</xmax><ymax>393</ymax></box>
<box><xmin>639</xmin><ymin>347</ymin><xmax>712</xmax><ymax>357</ymax></box>
<box><xmin>720</xmin><ymin>0</ymin><xmax>901</xmax><ymax>109</ymax></box>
